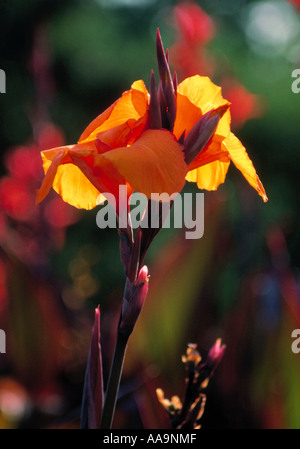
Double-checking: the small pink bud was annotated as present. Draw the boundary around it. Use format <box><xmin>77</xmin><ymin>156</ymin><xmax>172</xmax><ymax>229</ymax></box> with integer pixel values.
<box><xmin>205</xmin><ymin>338</ymin><xmax>226</xmax><ymax>373</ymax></box>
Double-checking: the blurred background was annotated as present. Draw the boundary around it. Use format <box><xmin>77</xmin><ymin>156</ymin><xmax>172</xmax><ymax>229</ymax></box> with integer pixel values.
<box><xmin>1</xmin><ymin>0</ymin><xmax>300</xmax><ymax>429</ymax></box>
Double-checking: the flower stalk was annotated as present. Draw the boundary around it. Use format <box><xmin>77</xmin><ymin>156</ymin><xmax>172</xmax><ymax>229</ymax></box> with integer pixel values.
<box><xmin>156</xmin><ymin>340</ymin><xmax>226</xmax><ymax>429</ymax></box>
<box><xmin>99</xmin><ymin>330</ymin><xmax>129</xmax><ymax>429</ymax></box>
<box><xmin>100</xmin><ymin>263</ymin><xmax>149</xmax><ymax>429</ymax></box>
<box><xmin>80</xmin><ymin>307</ymin><xmax>103</xmax><ymax>429</ymax></box>
<box><xmin>36</xmin><ymin>27</ymin><xmax>268</xmax><ymax>430</ymax></box>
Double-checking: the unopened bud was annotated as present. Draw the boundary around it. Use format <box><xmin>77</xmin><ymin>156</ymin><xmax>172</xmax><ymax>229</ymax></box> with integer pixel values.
<box><xmin>206</xmin><ymin>338</ymin><xmax>226</xmax><ymax>370</ymax></box>
<box><xmin>156</xmin><ymin>28</ymin><xmax>177</xmax><ymax>130</ymax></box>
<box><xmin>147</xmin><ymin>70</ymin><xmax>162</xmax><ymax>130</ymax></box>
<box><xmin>118</xmin><ymin>225</ymin><xmax>133</xmax><ymax>276</ymax></box>
<box><xmin>183</xmin><ymin>105</ymin><xmax>229</xmax><ymax>166</ymax></box>
<box><xmin>119</xmin><ymin>266</ymin><xmax>149</xmax><ymax>336</ymax></box>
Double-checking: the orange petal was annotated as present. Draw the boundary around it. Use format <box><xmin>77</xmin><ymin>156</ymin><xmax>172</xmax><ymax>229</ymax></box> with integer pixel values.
<box><xmin>68</xmin><ymin>151</ymin><xmax>128</xmax><ymax>213</ymax></box>
<box><xmin>37</xmin><ymin>143</ymin><xmax>102</xmax><ymax>210</ymax></box>
<box><xmin>222</xmin><ymin>132</ymin><xmax>268</xmax><ymax>202</ymax></box>
<box><xmin>98</xmin><ymin>129</ymin><xmax>187</xmax><ymax>198</ymax></box>
<box><xmin>79</xmin><ymin>80</ymin><xmax>149</xmax><ymax>144</ymax></box>
<box><xmin>78</xmin><ymin>102</ymin><xmax>116</xmax><ymax>144</ymax></box>
<box><xmin>53</xmin><ymin>143</ymin><xmax>104</xmax><ymax>210</ymax></box>
<box><xmin>36</xmin><ymin>147</ymin><xmax>67</xmax><ymax>204</ymax></box>
<box><xmin>187</xmin><ymin>134</ymin><xmax>230</xmax><ymax>171</ymax></box>
<box><xmin>186</xmin><ymin>159</ymin><xmax>230</xmax><ymax>191</ymax></box>
<box><xmin>97</xmin><ymin>114</ymin><xmax>148</xmax><ymax>149</ymax></box>
<box><xmin>174</xmin><ymin>75</ymin><xmax>231</xmax><ymax>140</ymax></box>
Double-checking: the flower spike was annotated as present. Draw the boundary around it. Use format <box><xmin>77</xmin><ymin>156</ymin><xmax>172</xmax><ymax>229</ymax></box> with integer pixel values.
<box><xmin>173</xmin><ymin>70</ymin><xmax>178</xmax><ymax>91</ymax></box>
<box><xmin>147</xmin><ymin>70</ymin><xmax>162</xmax><ymax>130</ymax></box>
<box><xmin>127</xmin><ymin>226</ymin><xmax>142</xmax><ymax>283</ymax></box>
<box><xmin>119</xmin><ymin>265</ymin><xmax>149</xmax><ymax>336</ymax></box>
<box><xmin>156</xmin><ymin>28</ymin><xmax>177</xmax><ymax>130</ymax></box>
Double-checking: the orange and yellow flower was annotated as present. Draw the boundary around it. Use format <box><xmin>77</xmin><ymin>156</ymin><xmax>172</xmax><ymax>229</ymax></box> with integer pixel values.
<box><xmin>36</xmin><ymin>80</ymin><xmax>187</xmax><ymax>213</ymax></box>
<box><xmin>174</xmin><ymin>75</ymin><xmax>267</xmax><ymax>200</ymax></box>
<box><xmin>37</xmin><ymin>30</ymin><xmax>267</xmax><ymax>212</ymax></box>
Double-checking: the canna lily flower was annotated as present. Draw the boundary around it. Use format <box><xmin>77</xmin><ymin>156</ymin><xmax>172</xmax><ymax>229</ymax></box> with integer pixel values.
<box><xmin>36</xmin><ymin>80</ymin><xmax>187</xmax><ymax>214</ymax></box>
<box><xmin>37</xmin><ymin>30</ymin><xmax>267</xmax><ymax>213</ymax></box>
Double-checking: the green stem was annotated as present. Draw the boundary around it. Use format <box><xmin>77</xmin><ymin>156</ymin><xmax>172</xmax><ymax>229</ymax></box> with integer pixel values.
<box><xmin>100</xmin><ymin>331</ymin><xmax>129</xmax><ymax>429</ymax></box>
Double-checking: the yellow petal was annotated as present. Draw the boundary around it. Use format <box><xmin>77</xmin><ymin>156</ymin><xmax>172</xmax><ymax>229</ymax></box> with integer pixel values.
<box><xmin>68</xmin><ymin>151</ymin><xmax>127</xmax><ymax>206</ymax></box>
<box><xmin>223</xmin><ymin>132</ymin><xmax>268</xmax><ymax>202</ymax></box>
<box><xmin>36</xmin><ymin>147</ymin><xmax>67</xmax><ymax>204</ymax></box>
<box><xmin>99</xmin><ymin>129</ymin><xmax>187</xmax><ymax>198</ymax></box>
<box><xmin>53</xmin><ymin>164</ymin><xmax>101</xmax><ymax>210</ymax></box>
<box><xmin>186</xmin><ymin>160</ymin><xmax>230</xmax><ymax>191</ymax></box>
<box><xmin>174</xmin><ymin>75</ymin><xmax>231</xmax><ymax>140</ymax></box>
<box><xmin>37</xmin><ymin>143</ymin><xmax>101</xmax><ymax>210</ymax></box>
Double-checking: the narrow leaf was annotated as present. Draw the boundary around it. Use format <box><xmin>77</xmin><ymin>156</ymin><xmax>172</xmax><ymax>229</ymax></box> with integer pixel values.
<box><xmin>80</xmin><ymin>306</ymin><xmax>104</xmax><ymax>429</ymax></box>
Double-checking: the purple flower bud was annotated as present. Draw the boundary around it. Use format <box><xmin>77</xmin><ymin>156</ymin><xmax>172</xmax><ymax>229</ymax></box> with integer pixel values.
<box><xmin>127</xmin><ymin>227</ymin><xmax>142</xmax><ymax>283</ymax></box>
<box><xmin>173</xmin><ymin>70</ymin><xmax>178</xmax><ymax>92</ymax></box>
<box><xmin>205</xmin><ymin>338</ymin><xmax>226</xmax><ymax>375</ymax></box>
<box><xmin>147</xmin><ymin>70</ymin><xmax>162</xmax><ymax>130</ymax></box>
<box><xmin>156</xmin><ymin>28</ymin><xmax>177</xmax><ymax>130</ymax></box>
<box><xmin>118</xmin><ymin>224</ymin><xmax>133</xmax><ymax>276</ymax></box>
<box><xmin>183</xmin><ymin>105</ymin><xmax>229</xmax><ymax>166</ymax></box>
<box><xmin>119</xmin><ymin>266</ymin><xmax>149</xmax><ymax>336</ymax></box>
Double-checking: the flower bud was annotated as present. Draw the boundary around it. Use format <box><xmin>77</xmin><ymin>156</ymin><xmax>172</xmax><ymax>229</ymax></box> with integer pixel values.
<box><xmin>156</xmin><ymin>28</ymin><xmax>177</xmax><ymax>130</ymax></box>
<box><xmin>119</xmin><ymin>266</ymin><xmax>149</xmax><ymax>336</ymax></box>
<box><xmin>183</xmin><ymin>105</ymin><xmax>229</xmax><ymax>166</ymax></box>
<box><xmin>205</xmin><ymin>338</ymin><xmax>226</xmax><ymax>374</ymax></box>
<box><xmin>147</xmin><ymin>70</ymin><xmax>162</xmax><ymax>130</ymax></box>
<box><xmin>118</xmin><ymin>224</ymin><xmax>133</xmax><ymax>276</ymax></box>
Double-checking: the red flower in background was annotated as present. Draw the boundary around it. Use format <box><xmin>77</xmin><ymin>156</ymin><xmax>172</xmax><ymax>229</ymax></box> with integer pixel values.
<box><xmin>170</xmin><ymin>2</ymin><xmax>216</xmax><ymax>77</ymax></box>
<box><xmin>0</xmin><ymin>176</ymin><xmax>35</xmax><ymax>222</ymax></box>
<box><xmin>221</xmin><ymin>80</ymin><xmax>265</xmax><ymax>129</ymax></box>
<box><xmin>0</xmin><ymin>122</ymin><xmax>79</xmax><ymax>266</ymax></box>
<box><xmin>0</xmin><ymin>26</ymin><xmax>91</xmax><ymax>428</ymax></box>
<box><xmin>170</xmin><ymin>2</ymin><xmax>264</xmax><ymax>129</ymax></box>
<box><xmin>288</xmin><ymin>0</ymin><xmax>300</xmax><ymax>8</ymax></box>
<box><xmin>173</xmin><ymin>2</ymin><xmax>215</xmax><ymax>44</ymax></box>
